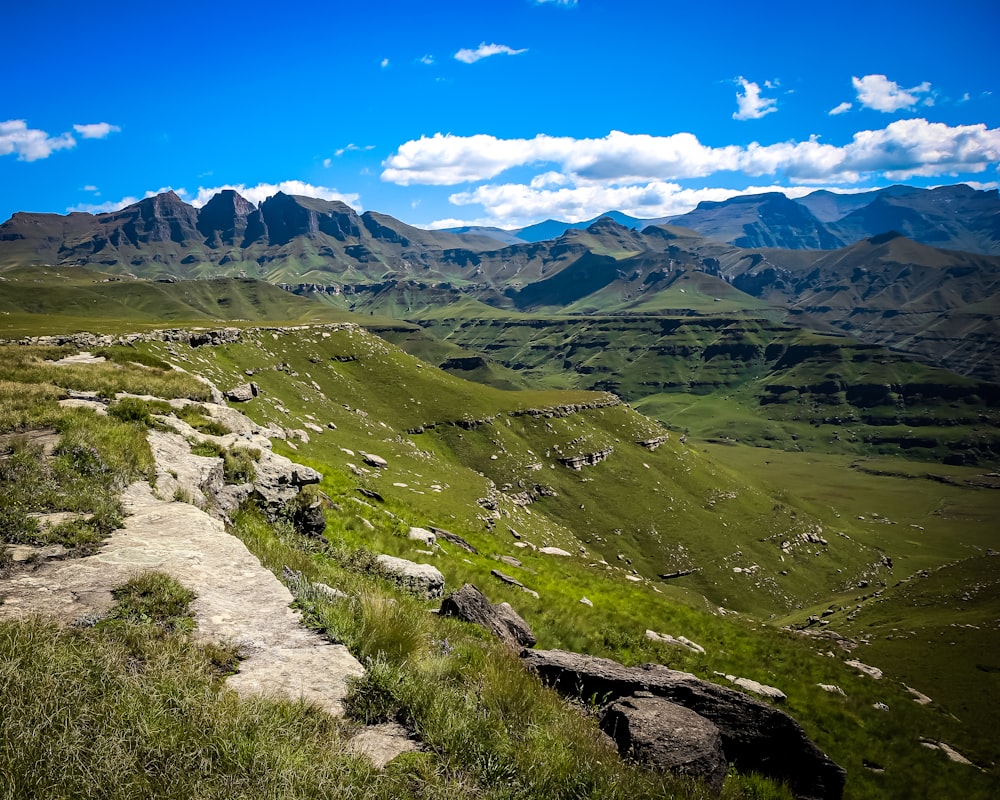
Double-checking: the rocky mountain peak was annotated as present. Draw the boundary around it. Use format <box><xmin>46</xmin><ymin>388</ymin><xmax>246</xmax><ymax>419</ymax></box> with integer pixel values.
<box><xmin>197</xmin><ymin>190</ymin><xmax>264</xmax><ymax>247</ymax></box>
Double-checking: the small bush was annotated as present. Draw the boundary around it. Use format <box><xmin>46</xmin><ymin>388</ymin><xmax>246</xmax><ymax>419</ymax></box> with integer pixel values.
<box><xmin>223</xmin><ymin>447</ymin><xmax>259</xmax><ymax>484</ymax></box>
<box><xmin>108</xmin><ymin>397</ymin><xmax>156</xmax><ymax>427</ymax></box>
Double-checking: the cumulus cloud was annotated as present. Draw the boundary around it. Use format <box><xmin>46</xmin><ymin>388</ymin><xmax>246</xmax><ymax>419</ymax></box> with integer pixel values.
<box><xmin>432</xmin><ymin>182</ymin><xmax>872</xmax><ymax>230</ymax></box>
<box><xmin>382</xmin><ymin>131</ymin><xmax>742</xmax><ymax>185</ymax></box>
<box><xmin>419</xmin><ymin>54</ymin><xmax>434</xmax><ymax>65</ymax></box>
<box><xmin>853</xmin><ymin>74</ymin><xmax>931</xmax><ymax>112</ymax></box>
<box><xmin>380</xmin><ymin>57</ymin><xmax>390</xmax><ymax>69</ymax></box>
<box><xmin>72</xmin><ymin>122</ymin><xmax>121</xmax><ymax>139</ymax></box>
<box><xmin>733</xmin><ymin>77</ymin><xmax>778</xmax><ymax>120</ymax></box>
<box><xmin>828</xmin><ymin>102</ymin><xmax>852</xmax><ymax>115</ymax></box>
<box><xmin>68</xmin><ymin>181</ymin><xmax>361</xmax><ymax>215</ymax></box>
<box><xmin>383</xmin><ymin>120</ymin><xmax>1000</xmax><ymax>188</ymax></box>
<box><xmin>534</xmin><ymin>0</ymin><xmax>578</xmax><ymax>5</ymax></box>
<box><xmin>454</xmin><ymin>42</ymin><xmax>527</xmax><ymax>64</ymax></box>
<box><xmin>0</xmin><ymin>119</ymin><xmax>76</xmax><ymax>161</ymax></box>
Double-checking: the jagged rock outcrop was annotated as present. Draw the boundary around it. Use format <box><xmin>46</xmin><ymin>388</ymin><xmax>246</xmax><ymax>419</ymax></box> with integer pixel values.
<box><xmin>439</xmin><ymin>584</ymin><xmax>536</xmax><ymax>649</ymax></box>
<box><xmin>558</xmin><ymin>448</ymin><xmax>613</xmax><ymax>470</ymax></box>
<box><xmin>196</xmin><ymin>189</ymin><xmax>266</xmax><ymax>247</ymax></box>
<box><xmin>600</xmin><ymin>695</ymin><xmax>728</xmax><ymax>793</ymax></box>
<box><xmin>252</xmin><ymin>452</ymin><xmax>322</xmax><ymax>511</ymax></box>
<box><xmin>521</xmin><ymin>649</ymin><xmax>845</xmax><ymax>800</ymax></box>
<box><xmin>375</xmin><ymin>555</ymin><xmax>444</xmax><ymax>598</ymax></box>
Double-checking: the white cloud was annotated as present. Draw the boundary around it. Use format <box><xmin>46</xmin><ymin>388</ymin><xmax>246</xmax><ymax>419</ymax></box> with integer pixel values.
<box><xmin>68</xmin><ymin>181</ymin><xmax>362</xmax><ymax>215</ymax></box>
<box><xmin>852</xmin><ymin>74</ymin><xmax>931</xmax><ymax>113</ymax></box>
<box><xmin>323</xmin><ymin>158</ymin><xmax>332</xmax><ymax>168</ymax></box>
<box><xmin>534</xmin><ymin>0</ymin><xmax>578</xmax><ymax>5</ymax></box>
<box><xmin>188</xmin><ymin>181</ymin><xmax>361</xmax><ymax>210</ymax></box>
<box><xmin>381</xmin><ymin>57</ymin><xmax>390</xmax><ymax>69</ymax></box>
<box><xmin>432</xmin><ymin>182</ymin><xmax>877</xmax><ymax>230</ymax></box>
<box><xmin>383</xmin><ymin>120</ymin><xmax>1000</xmax><ymax>188</ymax></box>
<box><xmin>828</xmin><ymin>102</ymin><xmax>853</xmax><ymax>116</ymax></box>
<box><xmin>382</xmin><ymin>131</ymin><xmax>741</xmax><ymax>185</ymax></box>
<box><xmin>72</xmin><ymin>122</ymin><xmax>121</xmax><ymax>139</ymax></box>
<box><xmin>454</xmin><ymin>42</ymin><xmax>527</xmax><ymax>64</ymax></box>
<box><xmin>419</xmin><ymin>54</ymin><xmax>434</xmax><ymax>65</ymax></box>
<box><xmin>82</xmin><ymin>185</ymin><xmax>99</xmax><ymax>192</ymax></box>
<box><xmin>0</xmin><ymin>119</ymin><xmax>76</xmax><ymax>161</ymax></box>
<box><xmin>733</xmin><ymin>77</ymin><xmax>778</xmax><ymax>120</ymax></box>
<box><xmin>334</xmin><ymin>143</ymin><xmax>375</xmax><ymax>157</ymax></box>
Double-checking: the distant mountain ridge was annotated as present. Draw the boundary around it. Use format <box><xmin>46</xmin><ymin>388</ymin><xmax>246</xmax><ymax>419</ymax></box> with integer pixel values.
<box><xmin>1</xmin><ymin>184</ymin><xmax>998</xmax><ymax>382</ymax></box>
<box><xmin>440</xmin><ymin>184</ymin><xmax>1000</xmax><ymax>255</ymax></box>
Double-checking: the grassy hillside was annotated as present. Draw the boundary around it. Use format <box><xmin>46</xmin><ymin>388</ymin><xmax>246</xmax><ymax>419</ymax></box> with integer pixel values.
<box><xmin>0</xmin><ymin>267</ymin><xmax>366</xmax><ymax>337</ymax></box>
<box><xmin>2</xmin><ymin>297</ymin><xmax>998</xmax><ymax>797</ymax></box>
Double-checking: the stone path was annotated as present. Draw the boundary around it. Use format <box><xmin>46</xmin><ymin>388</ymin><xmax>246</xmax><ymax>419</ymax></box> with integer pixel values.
<box><xmin>1</xmin><ymin>483</ymin><xmax>417</xmax><ymax>764</ymax></box>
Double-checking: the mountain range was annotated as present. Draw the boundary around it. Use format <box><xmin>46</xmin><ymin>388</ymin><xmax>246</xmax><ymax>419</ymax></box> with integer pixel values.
<box><xmin>445</xmin><ymin>184</ymin><xmax>1000</xmax><ymax>254</ymax></box>
<box><xmin>2</xmin><ymin>184</ymin><xmax>999</xmax><ymax>383</ymax></box>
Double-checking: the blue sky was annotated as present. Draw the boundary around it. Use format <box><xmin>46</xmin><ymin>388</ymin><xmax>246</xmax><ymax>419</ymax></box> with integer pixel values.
<box><xmin>2</xmin><ymin>0</ymin><xmax>998</xmax><ymax>230</ymax></box>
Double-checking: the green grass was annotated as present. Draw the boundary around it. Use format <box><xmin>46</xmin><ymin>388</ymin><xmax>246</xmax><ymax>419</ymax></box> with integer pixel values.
<box><xmin>4</xmin><ymin>313</ymin><xmax>999</xmax><ymax>798</ymax></box>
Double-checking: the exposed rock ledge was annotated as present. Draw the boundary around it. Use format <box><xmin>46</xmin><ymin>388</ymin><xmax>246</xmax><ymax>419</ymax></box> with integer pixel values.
<box><xmin>8</xmin><ymin>322</ymin><xmax>358</xmax><ymax>349</ymax></box>
<box><xmin>521</xmin><ymin>649</ymin><xmax>845</xmax><ymax>800</ymax></box>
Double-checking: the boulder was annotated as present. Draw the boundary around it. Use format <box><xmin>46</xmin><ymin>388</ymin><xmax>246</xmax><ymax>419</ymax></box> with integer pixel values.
<box><xmin>252</xmin><ymin>452</ymin><xmax>322</xmax><ymax>509</ymax></box>
<box><xmin>439</xmin><ymin>584</ymin><xmax>535</xmax><ymax>649</ymax></box>
<box><xmin>538</xmin><ymin>546</ymin><xmax>572</xmax><ymax>557</ymax></box>
<box><xmin>521</xmin><ymin>649</ymin><xmax>845</xmax><ymax>800</ymax></box>
<box><xmin>375</xmin><ymin>555</ymin><xmax>444</xmax><ymax>599</ymax></box>
<box><xmin>361</xmin><ymin>452</ymin><xmax>388</xmax><ymax>469</ymax></box>
<box><xmin>294</xmin><ymin>500</ymin><xmax>327</xmax><ymax>537</ymax></box>
<box><xmin>600</xmin><ymin>696</ymin><xmax>728</xmax><ymax>793</ymax></box>
<box><xmin>407</xmin><ymin>527</ymin><xmax>436</xmax><ymax>547</ymax></box>
<box><xmin>224</xmin><ymin>382</ymin><xmax>258</xmax><ymax>402</ymax></box>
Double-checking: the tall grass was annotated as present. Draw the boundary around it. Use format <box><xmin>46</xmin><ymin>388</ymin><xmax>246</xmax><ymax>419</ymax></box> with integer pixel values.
<box><xmin>0</xmin><ymin>344</ymin><xmax>210</xmax><ymax>402</ymax></box>
<box><xmin>230</xmin><ymin>506</ymin><xmax>787</xmax><ymax>800</ymax></box>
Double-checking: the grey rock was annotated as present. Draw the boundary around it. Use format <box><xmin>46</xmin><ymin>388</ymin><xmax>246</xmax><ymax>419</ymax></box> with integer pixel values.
<box><xmin>375</xmin><ymin>555</ymin><xmax>444</xmax><ymax>599</ymax></box>
<box><xmin>294</xmin><ymin>501</ymin><xmax>327</xmax><ymax>537</ymax></box>
<box><xmin>252</xmin><ymin>452</ymin><xmax>322</xmax><ymax>510</ymax></box>
<box><xmin>600</xmin><ymin>696</ymin><xmax>728</xmax><ymax>793</ymax></box>
<box><xmin>224</xmin><ymin>382</ymin><xmax>258</xmax><ymax>402</ymax></box>
<box><xmin>407</xmin><ymin>527</ymin><xmax>436</xmax><ymax>547</ymax></box>
<box><xmin>430</xmin><ymin>526</ymin><xmax>478</xmax><ymax>554</ymax></box>
<box><xmin>521</xmin><ymin>649</ymin><xmax>845</xmax><ymax>800</ymax></box>
<box><xmin>361</xmin><ymin>452</ymin><xmax>388</xmax><ymax>469</ymax></box>
<box><xmin>439</xmin><ymin>584</ymin><xmax>535</xmax><ymax>649</ymax></box>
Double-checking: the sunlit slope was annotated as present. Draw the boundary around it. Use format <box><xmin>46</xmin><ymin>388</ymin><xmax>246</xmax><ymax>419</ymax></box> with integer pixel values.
<box><xmin>0</xmin><ymin>268</ymin><xmax>359</xmax><ymax>336</ymax></box>
<box><xmin>137</xmin><ymin>324</ymin><xmax>904</xmax><ymax>618</ymax></box>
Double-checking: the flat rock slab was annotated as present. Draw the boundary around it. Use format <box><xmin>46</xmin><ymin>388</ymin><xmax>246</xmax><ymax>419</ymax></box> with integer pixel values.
<box><xmin>0</xmin><ymin>482</ymin><xmax>363</xmax><ymax>716</ymax></box>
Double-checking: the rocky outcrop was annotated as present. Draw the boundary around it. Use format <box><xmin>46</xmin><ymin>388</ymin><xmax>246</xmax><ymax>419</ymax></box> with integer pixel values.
<box><xmin>558</xmin><ymin>448</ymin><xmax>613</xmax><ymax>470</ymax></box>
<box><xmin>429</xmin><ymin>526</ymin><xmax>478</xmax><ymax>554</ymax></box>
<box><xmin>375</xmin><ymin>555</ymin><xmax>444</xmax><ymax>599</ymax></box>
<box><xmin>600</xmin><ymin>695</ymin><xmax>728</xmax><ymax>793</ymax></box>
<box><xmin>252</xmin><ymin>452</ymin><xmax>322</xmax><ymax>511</ymax></box>
<box><xmin>439</xmin><ymin>584</ymin><xmax>535</xmax><ymax>649</ymax></box>
<box><xmin>521</xmin><ymin>649</ymin><xmax>845</xmax><ymax>800</ymax></box>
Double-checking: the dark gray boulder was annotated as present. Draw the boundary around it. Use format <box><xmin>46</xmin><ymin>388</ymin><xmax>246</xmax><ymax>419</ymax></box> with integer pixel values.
<box><xmin>294</xmin><ymin>499</ymin><xmax>327</xmax><ymax>537</ymax></box>
<box><xmin>521</xmin><ymin>649</ymin><xmax>845</xmax><ymax>800</ymax></box>
<box><xmin>600</xmin><ymin>695</ymin><xmax>728</xmax><ymax>793</ymax></box>
<box><xmin>440</xmin><ymin>583</ymin><xmax>535</xmax><ymax>649</ymax></box>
